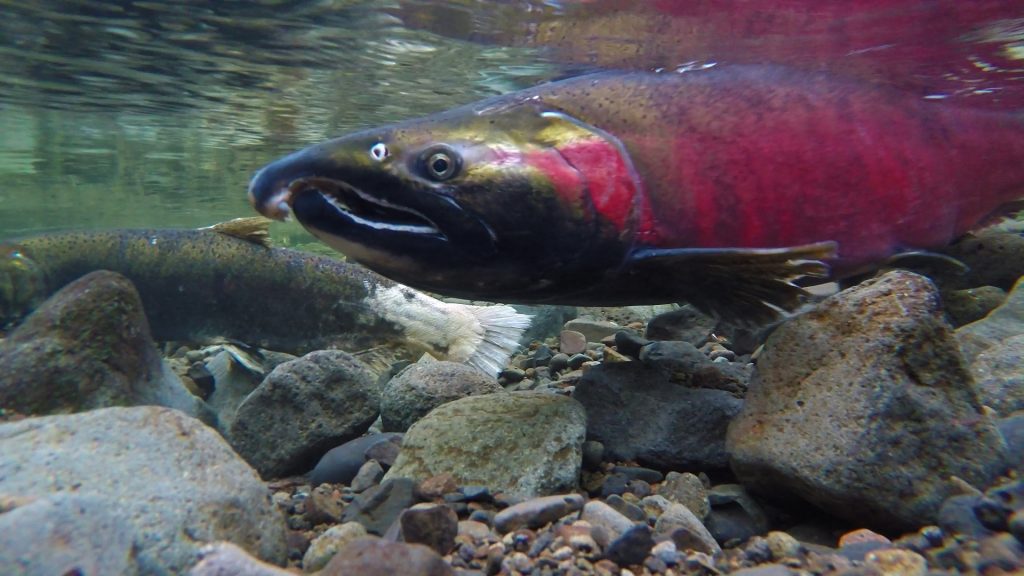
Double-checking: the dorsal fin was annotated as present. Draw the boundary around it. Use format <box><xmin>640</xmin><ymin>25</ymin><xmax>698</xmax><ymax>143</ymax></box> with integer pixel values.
<box><xmin>200</xmin><ymin>217</ymin><xmax>273</xmax><ymax>247</ymax></box>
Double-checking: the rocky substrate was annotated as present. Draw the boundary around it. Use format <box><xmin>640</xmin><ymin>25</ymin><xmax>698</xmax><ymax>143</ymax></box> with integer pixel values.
<box><xmin>2</xmin><ymin>242</ymin><xmax>1024</xmax><ymax>575</ymax></box>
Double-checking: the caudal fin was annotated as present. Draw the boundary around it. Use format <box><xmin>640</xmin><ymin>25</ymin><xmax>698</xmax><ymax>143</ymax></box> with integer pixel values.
<box><xmin>459</xmin><ymin>304</ymin><xmax>533</xmax><ymax>376</ymax></box>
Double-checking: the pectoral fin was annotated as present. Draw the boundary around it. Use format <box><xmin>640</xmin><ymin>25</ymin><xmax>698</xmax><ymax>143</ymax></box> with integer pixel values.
<box><xmin>624</xmin><ymin>242</ymin><xmax>837</xmax><ymax>326</ymax></box>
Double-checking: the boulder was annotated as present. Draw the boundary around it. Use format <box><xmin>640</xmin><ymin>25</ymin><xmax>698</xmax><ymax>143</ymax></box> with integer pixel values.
<box><xmin>384</xmin><ymin>391</ymin><xmax>586</xmax><ymax>499</ymax></box>
<box><xmin>0</xmin><ymin>270</ymin><xmax>210</xmax><ymax>422</ymax></box>
<box><xmin>574</xmin><ymin>361</ymin><xmax>742</xmax><ymax>470</ymax></box>
<box><xmin>0</xmin><ymin>406</ymin><xmax>287</xmax><ymax>574</ymax></box>
<box><xmin>228</xmin><ymin>350</ymin><xmax>380</xmax><ymax>478</ymax></box>
<box><xmin>728</xmin><ymin>271</ymin><xmax>1008</xmax><ymax>531</ymax></box>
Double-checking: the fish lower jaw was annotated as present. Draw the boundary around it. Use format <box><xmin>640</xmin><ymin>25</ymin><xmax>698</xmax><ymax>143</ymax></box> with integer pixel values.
<box><xmin>318</xmin><ymin>190</ymin><xmax>440</xmax><ymax>235</ymax></box>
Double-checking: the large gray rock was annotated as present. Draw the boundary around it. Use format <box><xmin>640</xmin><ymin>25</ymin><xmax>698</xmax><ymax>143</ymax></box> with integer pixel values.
<box><xmin>0</xmin><ymin>270</ymin><xmax>210</xmax><ymax>422</ymax></box>
<box><xmin>958</xmin><ymin>276</ymin><xmax>1024</xmax><ymax>362</ymax></box>
<box><xmin>573</xmin><ymin>361</ymin><xmax>742</xmax><ymax>470</ymax></box>
<box><xmin>381</xmin><ymin>361</ymin><xmax>503</xmax><ymax>432</ymax></box>
<box><xmin>228</xmin><ymin>350</ymin><xmax>380</xmax><ymax>478</ymax></box>
<box><xmin>728</xmin><ymin>271</ymin><xmax>1008</xmax><ymax>532</ymax></box>
<box><xmin>0</xmin><ymin>493</ymin><xmax>137</xmax><ymax>576</ymax></box>
<box><xmin>0</xmin><ymin>406</ymin><xmax>287</xmax><ymax>575</ymax></box>
<box><xmin>384</xmin><ymin>391</ymin><xmax>586</xmax><ymax>498</ymax></box>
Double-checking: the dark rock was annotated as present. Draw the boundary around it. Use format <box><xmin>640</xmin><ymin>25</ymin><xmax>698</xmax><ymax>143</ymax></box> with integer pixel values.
<box><xmin>944</xmin><ymin>286</ymin><xmax>1007</xmax><ymax>327</ymax></box>
<box><xmin>0</xmin><ymin>406</ymin><xmax>287</xmax><ymax>574</ymax></box>
<box><xmin>581</xmin><ymin>440</ymin><xmax>604</xmax><ymax>471</ymax></box>
<box><xmin>499</xmin><ymin>367</ymin><xmax>527</xmax><ymax>383</ymax></box>
<box><xmin>513</xmin><ymin>305</ymin><xmax>577</xmax><ymax>346</ymax></box>
<box><xmin>628</xmin><ymin>479</ymin><xmax>653</xmax><ymax>499</ymax></box>
<box><xmin>522</xmin><ymin>344</ymin><xmax>553</xmax><ymax>368</ymax></box>
<box><xmin>573</xmin><ymin>361</ymin><xmax>742</xmax><ymax>470</ymax></box>
<box><xmin>606</xmin><ymin>524</ymin><xmax>656</xmax><ymax>566</ymax></box>
<box><xmin>321</xmin><ymin>538</ymin><xmax>453</xmax><ymax>576</ymax></box>
<box><xmin>492</xmin><ymin>494</ymin><xmax>585</xmax><ymax>534</ymax></box>
<box><xmin>459</xmin><ymin>485</ymin><xmax>494</xmax><ymax>503</ymax></box>
<box><xmin>614</xmin><ymin>330</ymin><xmax>650</xmax><ymax>359</ymax></box>
<box><xmin>999</xmin><ymin>412</ymin><xmax>1024</xmax><ymax>471</ymax></box>
<box><xmin>612</xmin><ymin>465</ymin><xmax>664</xmax><ymax>484</ymax></box>
<box><xmin>938</xmin><ymin>494</ymin><xmax>994</xmax><ymax>539</ymax></box>
<box><xmin>940</xmin><ymin>229</ymin><xmax>1024</xmax><ymax>291</ymax></box>
<box><xmin>341</xmin><ymin>477</ymin><xmax>419</xmax><ymax>535</ymax></box>
<box><xmin>640</xmin><ymin>340</ymin><xmax>751</xmax><ymax>395</ymax></box>
<box><xmin>728</xmin><ymin>271</ymin><xmax>1009</xmax><ymax>532</ymax></box>
<box><xmin>645</xmin><ymin>304</ymin><xmax>717</xmax><ymax>346</ymax></box>
<box><xmin>548</xmin><ymin>353</ymin><xmax>570</xmax><ymax>374</ymax></box>
<box><xmin>385</xmin><ymin>391</ymin><xmax>586</xmax><ymax>499</ymax></box>
<box><xmin>229</xmin><ymin>350</ymin><xmax>380</xmax><ymax>478</ymax></box>
<box><xmin>0</xmin><ymin>270</ymin><xmax>210</xmax><ymax>421</ymax></box>
<box><xmin>187</xmin><ymin>361</ymin><xmax>216</xmax><ymax>399</ymax></box>
<box><xmin>581</xmin><ymin>500</ymin><xmax>636</xmax><ymax>547</ymax></box>
<box><xmin>568</xmin><ymin>353</ymin><xmax>591</xmax><ymax>370</ymax></box>
<box><xmin>601</xmin><ymin>473</ymin><xmax>629</xmax><ymax>497</ymax></box>
<box><xmin>381</xmin><ymin>361</ymin><xmax>503</xmax><ymax>432</ymax></box>
<box><xmin>399</xmin><ymin>503</ymin><xmax>459</xmax><ymax>555</ymax></box>
<box><xmin>310</xmin><ymin>433</ymin><xmax>404</xmax><ymax>486</ymax></box>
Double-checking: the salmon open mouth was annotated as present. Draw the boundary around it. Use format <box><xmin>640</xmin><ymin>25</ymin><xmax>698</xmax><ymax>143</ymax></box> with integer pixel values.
<box><xmin>291</xmin><ymin>177</ymin><xmax>443</xmax><ymax>236</ymax></box>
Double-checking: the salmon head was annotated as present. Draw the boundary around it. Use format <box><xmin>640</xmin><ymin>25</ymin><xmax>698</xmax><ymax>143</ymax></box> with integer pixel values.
<box><xmin>248</xmin><ymin>93</ymin><xmax>645</xmax><ymax>302</ymax></box>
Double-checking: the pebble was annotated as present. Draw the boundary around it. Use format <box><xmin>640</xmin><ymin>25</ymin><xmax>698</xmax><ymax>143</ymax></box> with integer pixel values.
<box><xmin>351</xmin><ymin>460</ymin><xmax>385</xmax><ymax>493</ymax></box>
<box><xmin>605</xmin><ymin>524</ymin><xmax>655</xmax><ymax>567</ymax></box>
<box><xmin>302</xmin><ymin>522</ymin><xmax>368</xmax><ymax>572</ymax></box>
<box><xmin>560</xmin><ymin>330</ymin><xmax>588</xmax><ymax>355</ymax></box>
<box><xmin>864</xmin><ymin>548</ymin><xmax>928</xmax><ymax>576</ymax></box>
<box><xmin>493</xmin><ymin>494</ymin><xmax>585</xmax><ymax>534</ymax></box>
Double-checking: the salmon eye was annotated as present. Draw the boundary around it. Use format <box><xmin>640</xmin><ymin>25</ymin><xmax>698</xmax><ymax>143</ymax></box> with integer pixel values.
<box><xmin>419</xmin><ymin>145</ymin><xmax>460</xmax><ymax>181</ymax></box>
<box><xmin>370</xmin><ymin>142</ymin><xmax>389</xmax><ymax>161</ymax></box>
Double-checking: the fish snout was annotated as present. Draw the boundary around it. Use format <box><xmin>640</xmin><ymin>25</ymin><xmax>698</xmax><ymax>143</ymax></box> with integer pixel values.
<box><xmin>247</xmin><ymin>166</ymin><xmax>293</xmax><ymax>221</ymax></box>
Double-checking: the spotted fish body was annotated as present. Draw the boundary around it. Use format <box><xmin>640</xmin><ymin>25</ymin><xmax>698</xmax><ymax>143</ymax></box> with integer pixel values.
<box><xmin>249</xmin><ymin>66</ymin><xmax>1024</xmax><ymax>323</ymax></box>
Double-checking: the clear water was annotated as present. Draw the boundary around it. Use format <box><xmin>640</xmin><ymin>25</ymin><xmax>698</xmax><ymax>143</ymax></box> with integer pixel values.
<box><xmin>1</xmin><ymin>0</ymin><xmax>1022</xmax><ymax>244</ymax></box>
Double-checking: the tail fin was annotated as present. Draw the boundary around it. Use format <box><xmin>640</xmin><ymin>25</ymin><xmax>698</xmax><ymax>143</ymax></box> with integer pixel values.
<box><xmin>459</xmin><ymin>304</ymin><xmax>533</xmax><ymax>376</ymax></box>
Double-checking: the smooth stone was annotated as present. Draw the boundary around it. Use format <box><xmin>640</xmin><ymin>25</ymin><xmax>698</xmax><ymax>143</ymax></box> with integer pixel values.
<box><xmin>659</xmin><ymin>471</ymin><xmax>710</xmax><ymax>519</ymax></box>
<box><xmin>493</xmin><ymin>494</ymin><xmax>585</xmax><ymax>534</ymax></box>
<box><xmin>0</xmin><ymin>270</ymin><xmax>211</xmax><ymax>422</ymax></box>
<box><xmin>864</xmin><ymin>548</ymin><xmax>928</xmax><ymax>576</ymax></box>
<box><xmin>765</xmin><ymin>531</ymin><xmax>803</xmax><ymax>560</ymax></box>
<box><xmin>0</xmin><ymin>493</ymin><xmax>137</xmax><ymax>576</ymax></box>
<box><xmin>381</xmin><ymin>360</ymin><xmax>503</xmax><ymax>432</ymax></box>
<box><xmin>581</xmin><ymin>440</ymin><xmax>605</xmax><ymax>471</ymax></box>
<box><xmin>548</xmin><ymin>353</ymin><xmax>570</xmax><ymax>373</ymax></box>
<box><xmin>645</xmin><ymin>304</ymin><xmax>718</xmax><ymax>346</ymax></box>
<box><xmin>350</xmin><ymin>459</ymin><xmax>385</xmax><ymax>492</ymax></box>
<box><xmin>189</xmin><ymin>542</ymin><xmax>295</xmax><ymax>576</ymax></box>
<box><xmin>614</xmin><ymin>330</ymin><xmax>650</xmax><ymax>359</ymax></box>
<box><xmin>385</xmin><ymin>391</ymin><xmax>586</xmax><ymax>499</ymax></box>
<box><xmin>728</xmin><ymin>271</ymin><xmax>1009</xmax><ymax>532</ymax></box>
<box><xmin>399</xmin><ymin>503</ymin><xmax>460</xmax><ymax>555</ymax></box>
<box><xmin>228</xmin><ymin>349</ymin><xmax>380</xmax><ymax>478</ymax></box>
<box><xmin>581</xmin><ymin>500</ymin><xmax>637</xmax><ymax>547</ymax></box>
<box><xmin>321</xmin><ymin>538</ymin><xmax>453</xmax><ymax>576</ymax></box>
<box><xmin>564</xmin><ymin>318</ymin><xmax>625</xmax><ymax>343</ymax></box>
<box><xmin>606</xmin><ymin>494</ymin><xmax>647</xmax><ymax>523</ymax></box>
<box><xmin>940</xmin><ymin>229</ymin><xmax>1024</xmax><ymax>291</ymax></box>
<box><xmin>574</xmin><ymin>361</ymin><xmax>742</xmax><ymax>470</ymax></box>
<box><xmin>706</xmin><ymin>484</ymin><xmax>770</xmax><ymax>545</ymax></box>
<box><xmin>341</xmin><ymin>477</ymin><xmax>419</xmax><ymax>535</ymax></box>
<box><xmin>560</xmin><ymin>330</ymin><xmax>588</xmax><ymax>355</ymax></box>
<box><xmin>302</xmin><ymin>522</ymin><xmax>368</xmax><ymax>573</ymax></box>
<box><xmin>309</xmin><ymin>433</ymin><xmax>403</xmax><ymax>486</ymax></box>
<box><xmin>654</xmin><ymin>502</ymin><xmax>721</xmax><ymax>555</ymax></box>
<box><xmin>605</xmin><ymin>524</ymin><xmax>656</xmax><ymax>567</ymax></box>
<box><xmin>969</xmin><ymin>334</ymin><xmax>1024</xmax><ymax>416</ymax></box>
<box><xmin>0</xmin><ymin>406</ymin><xmax>286</xmax><ymax>574</ymax></box>
<box><xmin>937</xmin><ymin>494</ymin><xmax>994</xmax><ymax>539</ymax></box>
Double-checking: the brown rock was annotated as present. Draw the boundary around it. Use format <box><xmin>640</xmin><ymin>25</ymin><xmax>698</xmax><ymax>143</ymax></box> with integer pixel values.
<box><xmin>399</xmin><ymin>503</ymin><xmax>459</xmax><ymax>555</ymax></box>
<box><xmin>321</xmin><ymin>538</ymin><xmax>453</xmax><ymax>576</ymax></box>
<box><xmin>416</xmin><ymin>473</ymin><xmax>458</xmax><ymax>500</ymax></box>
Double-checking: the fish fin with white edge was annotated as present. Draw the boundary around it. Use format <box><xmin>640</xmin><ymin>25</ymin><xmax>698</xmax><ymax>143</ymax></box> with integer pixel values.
<box><xmin>361</xmin><ymin>282</ymin><xmax>531</xmax><ymax>376</ymax></box>
<box><xmin>623</xmin><ymin>241</ymin><xmax>837</xmax><ymax>327</ymax></box>
<box><xmin>201</xmin><ymin>217</ymin><xmax>273</xmax><ymax>248</ymax></box>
